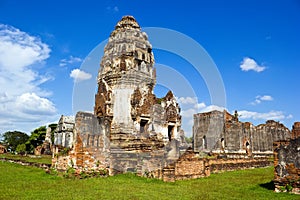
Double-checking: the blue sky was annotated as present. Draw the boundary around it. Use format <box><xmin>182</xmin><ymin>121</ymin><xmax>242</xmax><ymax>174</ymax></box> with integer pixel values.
<box><xmin>0</xmin><ymin>0</ymin><xmax>299</xmax><ymax>136</ymax></box>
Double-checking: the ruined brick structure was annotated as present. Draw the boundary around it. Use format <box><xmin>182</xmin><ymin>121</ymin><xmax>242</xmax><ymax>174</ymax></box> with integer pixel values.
<box><xmin>52</xmin><ymin>16</ymin><xmax>184</xmax><ymax>176</ymax></box>
<box><xmin>34</xmin><ymin>126</ymin><xmax>53</xmax><ymax>156</ymax></box>
<box><xmin>94</xmin><ymin>15</ymin><xmax>181</xmax><ymax>142</ymax></box>
<box><xmin>0</xmin><ymin>144</ymin><xmax>6</xmax><ymax>154</ymax></box>
<box><xmin>291</xmin><ymin>122</ymin><xmax>300</xmax><ymax>139</ymax></box>
<box><xmin>193</xmin><ymin>110</ymin><xmax>291</xmax><ymax>157</ymax></box>
<box><xmin>273</xmin><ymin>123</ymin><xmax>300</xmax><ymax>194</ymax></box>
<box><xmin>52</xmin><ymin>16</ymin><xmax>299</xmax><ymax>182</ymax></box>
<box><xmin>53</xmin><ymin>115</ymin><xmax>75</xmax><ymax>150</ymax></box>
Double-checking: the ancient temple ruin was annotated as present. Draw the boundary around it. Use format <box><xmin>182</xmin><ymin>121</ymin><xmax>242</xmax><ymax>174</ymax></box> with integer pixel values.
<box><xmin>52</xmin><ymin>16</ymin><xmax>299</xmax><ymax>183</ymax></box>
<box><xmin>193</xmin><ymin>110</ymin><xmax>291</xmax><ymax>157</ymax></box>
<box><xmin>52</xmin><ymin>16</ymin><xmax>184</xmax><ymax>176</ymax></box>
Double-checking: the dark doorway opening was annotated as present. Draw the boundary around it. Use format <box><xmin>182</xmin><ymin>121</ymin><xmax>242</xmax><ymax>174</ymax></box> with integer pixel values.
<box><xmin>168</xmin><ymin>125</ymin><xmax>174</xmax><ymax>141</ymax></box>
<box><xmin>140</xmin><ymin>119</ymin><xmax>148</xmax><ymax>133</ymax></box>
<box><xmin>203</xmin><ymin>135</ymin><xmax>207</xmax><ymax>149</ymax></box>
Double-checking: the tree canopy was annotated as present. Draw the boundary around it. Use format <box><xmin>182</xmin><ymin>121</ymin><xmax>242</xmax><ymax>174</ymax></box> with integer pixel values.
<box><xmin>1</xmin><ymin>123</ymin><xmax>57</xmax><ymax>154</ymax></box>
<box><xmin>1</xmin><ymin>131</ymin><xmax>29</xmax><ymax>152</ymax></box>
<box><xmin>25</xmin><ymin>126</ymin><xmax>47</xmax><ymax>153</ymax></box>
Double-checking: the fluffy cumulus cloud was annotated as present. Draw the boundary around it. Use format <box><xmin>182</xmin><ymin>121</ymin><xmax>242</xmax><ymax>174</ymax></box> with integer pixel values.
<box><xmin>177</xmin><ymin>97</ymin><xmax>197</xmax><ymax>105</ymax></box>
<box><xmin>238</xmin><ymin>110</ymin><xmax>287</xmax><ymax>121</ymax></box>
<box><xmin>251</xmin><ymin>95</ymin><xmax>273</xmax><ymax>105</ymax></box>
<box><xmin>16</xmin><ymin>93</ymin><xmax>56</xmax><ymax>115</ymax></box>
<box><xmin>59</xmin><ymin>55</ymin><xmax>82</xmax><ymax>67</ymax></box>
<box><xmin>70</xmin><ymin>69</ymin><xmax>92</xmax><ymax>82</ymax></box>
<box><xmin>0</xmin><ymin>24</ymin><xmax>57</xmax><ymax>133</ymax></box>
<box><xmin>240</xmin><ymin>57</ymin><xmax>266</xmax><ymax>72</ymax></box>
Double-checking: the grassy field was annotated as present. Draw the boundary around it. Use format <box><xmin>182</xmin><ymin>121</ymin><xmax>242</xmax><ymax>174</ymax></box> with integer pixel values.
<box><xmin>0</xmin><ymin>161</ymin><xmax>298</xmax><ymax>200</ymax></box>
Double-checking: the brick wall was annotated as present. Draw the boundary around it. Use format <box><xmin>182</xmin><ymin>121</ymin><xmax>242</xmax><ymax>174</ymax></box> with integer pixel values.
<box><xmin>161</xmin><ymin>150</ymin><xmax>272</xmax><ymax>182</ymax></box>
<box><xmin>209</xmin><ymin>158</ymin><xmax>271</xmax><ymax>173</ymax></box>
<box><xmin>273</xmin><ymin>138</ymin><xmax>300</xmax><ymax>194</ymax></box>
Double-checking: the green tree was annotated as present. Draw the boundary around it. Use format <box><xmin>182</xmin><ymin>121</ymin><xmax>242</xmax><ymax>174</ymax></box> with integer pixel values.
<box><xmin>16</xmin><ymin>144</ymin><xmax>26</xmax><ymax>155</ymax></box>
<box><xmin>185</xmin><ymin>136</ymin><xmax>193</xmax><ymax>144</ymax></box>
<box><xmin>25</xmin><ymin>126</ymin><xmax>47</xmax><ymax>153</ymax></box>
<box><xmin>1</xmin><ymin>131</ymin><xmax>29</xmax><ymax>152</ymax></box>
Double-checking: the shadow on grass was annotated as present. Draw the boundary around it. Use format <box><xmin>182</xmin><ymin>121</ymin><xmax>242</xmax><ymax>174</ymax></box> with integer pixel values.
<box><xmin>260</xmin><ymin>181</ymin><xmax>274</xmax><ymax>191</ymax></box>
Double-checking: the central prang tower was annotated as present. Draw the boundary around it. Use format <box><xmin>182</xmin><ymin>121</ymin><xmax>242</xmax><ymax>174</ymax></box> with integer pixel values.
<box><xmin>52</xmin><ymin>16</ymin><xmax>186</xmax><ymax>178</ymax></box>
<box><xmin>95</xmin><ymin>16</ymin><xmax>165</xmax><ymax>135</ymax></box>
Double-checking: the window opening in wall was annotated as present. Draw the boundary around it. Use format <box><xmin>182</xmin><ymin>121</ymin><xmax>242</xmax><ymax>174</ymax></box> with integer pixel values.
<box><xmin>203</xmin><ymin>135</ymin><xmax>207</xmax><ymax>149</ymax></box>
<box><xmin>65</xmin><ymin>134</ymin><xmax>70</xmax><ymax>147</ymax></box>
<box><xmin>245</xmin><ymin>141</ymin><xmax>250</xmax><ymax>155</ymax></box>
<box><xmin>91</xmin><ymin>135</ymin><xmax>95</xmax><ymax>146</ymax></box>
<box><xmin>97</xmin><ymin>135</ymin><xmax>99</xmax><ymax>147</ymax></box>
<box><xmin>168</xmin><ymin>125</ymin><xmax>174</xmax><ymax>141</ymax></box>
<box><xmin>87</xmin><ymin>134</ymin><xmax>90</xmax><ymax>146</ymax></box>
<box><xmin>120</xmin><ymin>58</ymin><xmax>126</xmax><ymax>71</ymax></box>
<box><xmin>140</xmin><ymin>119</ymin><xmax>148</xmax><ymax>133</ymax></box>
<box><xmin>246</xmin><ymin>141</ymin><xmax>250</xmax><ymax>148</ymax></box>
<box><xmin>221</xmin><ymin>138</ymin><xmax>225</xmax><ymax>149</ymax></box>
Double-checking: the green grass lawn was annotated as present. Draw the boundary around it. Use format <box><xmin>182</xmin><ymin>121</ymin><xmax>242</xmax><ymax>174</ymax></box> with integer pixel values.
<box><xmin>0</xmin><ymin>161</ymin><xmax>298</xmax><ymax>200</ymax></box>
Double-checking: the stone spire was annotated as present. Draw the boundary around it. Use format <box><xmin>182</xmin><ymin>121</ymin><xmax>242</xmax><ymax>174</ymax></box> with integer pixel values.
<box><xmin>98</xmin><ymin>15</ymin><xmax>155</xmax><ymax>84</ymax></box>
<box><xmin>114</xmin><ymin>15</ymin><xmax>140</xmax><ymax>31</ymax></box>
<box><xmin>95</xmin><ymin>16</ymin><xmax>156</xmax><ymax>126</ymax></box>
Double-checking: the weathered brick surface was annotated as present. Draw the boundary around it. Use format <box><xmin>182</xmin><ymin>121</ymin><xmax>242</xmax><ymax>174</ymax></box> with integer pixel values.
<box><xmin>193</xmin><ymin>110</ymin><xmax>291</xmax><ymax>155</ymax></box>
<box><xmin>0</xmin><ymin>144</ymin><xmax>7</xmax><ymax>154</ymax></box>
<box><xmin>160</xmin><ymin>149</ymin><xmax>272</xmax><ymax>182</ymax></box>
<box><xmin>273</xmin><ymin>137</ymin><xmax>300</xmax><ymax>194</ymax></box>
<box><xmin>209</xmin><ymin>158</ymin><xmax>271</xmax><ymax>173</ymax></box>
<box><xmin>174</xmin><ymin>151</ymin><xmax>210</xmax><ymax>180</ymax></box>
<box><xmin>292</xmin><ymin>122</ymin><xmax>300</xmax><ymax>139</ymax></box>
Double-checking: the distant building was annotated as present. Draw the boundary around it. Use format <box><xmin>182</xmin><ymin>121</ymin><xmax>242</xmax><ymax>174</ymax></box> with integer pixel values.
<box><xmin>53</xmin><ymin>115</ymin><xmax>75</xmax><ymax>151</ymax></box>
<box><xmin>193</xmin><ymin>110</ymin><xmax>291</xmax><ymax>157</ymax></box>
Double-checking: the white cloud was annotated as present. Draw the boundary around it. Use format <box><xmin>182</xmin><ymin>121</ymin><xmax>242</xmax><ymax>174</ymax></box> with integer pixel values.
<box><xmin>70</xmin><ymin>69</ymin><xmax>92</xmax><ymax>82</ymax></box>
<box><xmin>177</xmin><ymin>96</ymin><xmax>197</xmax><ymax>105</ymax></box>
<box><xmin>286</xmin><ymin>114</ymin><xmax>293</xmax><ymax>119</ymax></box>
<box><xmin>59</xmin><ymin>55</ymin><xmax>82</xmax><ymax>67</ymax></box>
<box><xmin>194</xmin><ymin>102</ymin><xmax>206</xmax><ymax>109</ymax></box>
<box><xmin>240</xmin><ymin>57</ymin><xmax>266</xmax><ymax>72</ymax></box>
<box><xmin>199</xmin><ymin>105</ymin><xmax>225</xmax><ymax>113</ymax></box>
<box><xmin>238</xmin><ymin>110</ymin><xmax>287</xmax><ymax>121</ymax></box>
<box><xmin>0</xmin><ymin>24</ymin><xmax>57</xmax><ymax>133</ymax></box>
<box><xmin>260</xmin><ymin>95</ymin><xmax>273</xmax><ymax>101</ymax></box>
<box><xmin>16</xmin><ymin>93</ymin><xmax>56</xmax><ymax>115</ymax></box>
<box><xmin>181</xmin><ymin>108</ymin><xmax>197</xmax><ymax>118</ymax></box>
<box><xmin>113</xmin><ymin>6</ymin><xmax>119</xmax><ymax>12</ymax></box>
<box><xmin>251</xmin><ymin>95</ymin><xmax>273</xmax><ymax>105</ymax></box>
<box><xmin>106</xmin><ymin>6</ymin><xmax>119</xmax><ymax>13</ymax></box>
<box><xmin>0</xmin><ymin>24</ymin><xmax>50</xmax><ymax>70</ymax></box>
